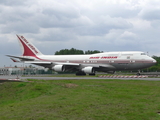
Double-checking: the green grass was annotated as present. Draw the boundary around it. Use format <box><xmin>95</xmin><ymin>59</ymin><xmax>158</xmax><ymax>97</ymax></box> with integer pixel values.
<box><xmin>0</xmin><ymin>79</ymin><xmax>160</xmax><ymax>120</ymax></box>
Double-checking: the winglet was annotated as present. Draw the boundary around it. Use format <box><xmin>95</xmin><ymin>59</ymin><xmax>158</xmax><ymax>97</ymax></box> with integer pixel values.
<box><xmin>16</xmin><ymin>35</ymin><xmax>43</xmax><ymax>57</ymax></box>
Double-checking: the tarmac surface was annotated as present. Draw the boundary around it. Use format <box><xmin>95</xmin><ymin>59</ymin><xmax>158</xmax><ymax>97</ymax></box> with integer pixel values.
<box><xmin>22</xmin><ymin>76</ymin><xmax>160</xmax><ymax>81</ymax></box>
<box><xmin>1</xmin><ymin>75</ymin><xmax>160</xmax><ymax>82</ymax></box>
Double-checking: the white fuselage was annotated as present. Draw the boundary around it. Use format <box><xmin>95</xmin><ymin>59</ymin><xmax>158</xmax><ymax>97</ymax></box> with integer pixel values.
<box><xmin>31</xmin><ymin>51</ymin><xmax>156</xmax><ymax>71</ymax></box>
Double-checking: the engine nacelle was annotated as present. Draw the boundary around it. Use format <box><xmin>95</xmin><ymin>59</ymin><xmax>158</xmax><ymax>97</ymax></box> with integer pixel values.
<box><xmin>52</xmin><ymin>65</ymin><xmax>65</xmax><ymax>72</ymax></box>
<box><xmin>81</xmin><ymin>67</ymin><xmax>95</xmax><ymax>74</ymax></box>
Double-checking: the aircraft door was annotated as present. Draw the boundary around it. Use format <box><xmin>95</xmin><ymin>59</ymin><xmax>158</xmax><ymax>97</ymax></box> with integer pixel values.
<box><xmin>125</xmin><ymin>56</ymin><xmax>131</xmax><ymax>69</ymax></box>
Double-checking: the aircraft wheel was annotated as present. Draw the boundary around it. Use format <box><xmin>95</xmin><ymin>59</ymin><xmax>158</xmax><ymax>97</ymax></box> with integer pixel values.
<box><xmin>137</xmin><ymin>70</ymin><xmax>141</xmax><ymax>76</ymax></box>
<box><xmin>137</xmin><ymin>73</ymin><xmax>140</xmax><ymax>76</ymax></box>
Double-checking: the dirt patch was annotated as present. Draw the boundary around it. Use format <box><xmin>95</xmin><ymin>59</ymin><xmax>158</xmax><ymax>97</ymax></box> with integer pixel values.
<box><xmin>63</xmin><ymin>83</ymin><xmax>78</xmax><ymax>88</ymax></box>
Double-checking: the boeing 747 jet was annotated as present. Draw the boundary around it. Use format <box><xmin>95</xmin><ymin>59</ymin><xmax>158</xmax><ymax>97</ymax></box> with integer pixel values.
<box><xmin>7</xmin><ymin>35</ymin><xmax>156</xmax><ymax>75</ymax></box>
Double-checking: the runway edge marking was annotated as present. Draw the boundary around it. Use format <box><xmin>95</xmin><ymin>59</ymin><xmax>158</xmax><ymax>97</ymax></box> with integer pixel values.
<box><xmin>99</xmin><ymin>75</ymin><xmax>148</xmax><ymax>78</ymax></box>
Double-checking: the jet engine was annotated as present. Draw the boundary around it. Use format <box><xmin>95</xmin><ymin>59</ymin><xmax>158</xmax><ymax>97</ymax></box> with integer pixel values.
<box><xmin>52</xmin><ymin>65</ymin><xmax>65</xmax><ymax>72</ymax></box>
<box><xmin>81</xmin><ymin>67</ymin><xmax>95</xmax><ymax>74</ymax></box>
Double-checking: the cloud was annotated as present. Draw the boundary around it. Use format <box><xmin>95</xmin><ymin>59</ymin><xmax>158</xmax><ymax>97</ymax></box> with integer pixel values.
<box><xmin>139</xmin><ymin>7</ymin><xmax>160</xmax><ymax>21</ymax></box>
<box><xmin>120</xmin><ymin>31</ymin><xmax>137</xmax><ymax>40</ymax></box>
<box><xmin>0</xmin><ymin>0</ymin><xmax>160</xmax><ymax>67</ymax></box>
<box><xmin>0</xmin><ymin>0</ymin><xmax>25</xmax><ymax>6</ymax></box>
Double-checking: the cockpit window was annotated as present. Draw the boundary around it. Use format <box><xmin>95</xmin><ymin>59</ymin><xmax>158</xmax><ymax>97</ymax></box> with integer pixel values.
<box><xmin>141</xmin><ymin>53</ymin><xmax>146</xmax><ymax>55</ymax></box>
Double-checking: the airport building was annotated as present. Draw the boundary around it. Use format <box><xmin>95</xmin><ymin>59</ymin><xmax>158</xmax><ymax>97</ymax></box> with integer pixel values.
<box><xmin>0</xmin><ymin>67</ymin><xmax>21</xmax><ymax>75</ymax></box>
<box><xmin>0</xmin><ymin>67</ymin><xmax>52</xmax><ymax>75</ymax></box>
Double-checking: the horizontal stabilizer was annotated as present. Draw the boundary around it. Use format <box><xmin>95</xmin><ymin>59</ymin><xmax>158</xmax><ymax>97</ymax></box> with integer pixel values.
<box><xmin>6</xmin><ymin>55</ymin><xmax>35</xmax><ymax>61</ymax></box>
<box><xmin>10</xmin><ymin>58</ymin><xmax>20</xmax><ymax>62</ymax></box>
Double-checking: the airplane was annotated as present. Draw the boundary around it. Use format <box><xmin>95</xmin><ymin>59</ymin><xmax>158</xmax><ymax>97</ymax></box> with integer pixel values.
<box><xmin>7</xmin><ymin>35</ymin><xmax>156</xmax><ymax>75</ymax></box>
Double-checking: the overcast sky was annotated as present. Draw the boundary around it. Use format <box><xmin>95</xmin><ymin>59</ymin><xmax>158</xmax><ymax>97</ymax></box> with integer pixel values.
<box><xmin>0</xmin><ymin>0</ymin><xmax>160</xmax><ymax>67</ymax></box>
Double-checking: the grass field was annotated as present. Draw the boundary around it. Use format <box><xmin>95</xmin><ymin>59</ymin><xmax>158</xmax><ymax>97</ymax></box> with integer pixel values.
<box><xmin>0</xmin><ymin>79</ymin><xmax>160</xmax><ymax>120</ymax></box>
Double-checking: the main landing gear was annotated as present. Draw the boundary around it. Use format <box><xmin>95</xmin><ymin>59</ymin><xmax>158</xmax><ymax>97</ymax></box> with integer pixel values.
<box><xmin>137</xmin><ymin>70</ymin><xmax>141</xmax><ymax>76</ymax></box>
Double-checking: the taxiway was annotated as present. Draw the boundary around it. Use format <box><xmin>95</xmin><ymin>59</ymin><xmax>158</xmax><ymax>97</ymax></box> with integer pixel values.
<box><xmin>1</xmin><ymin>75</ymin><xmax>160</xmax><ymax>82</ymax></box>
<box><xmin>22</xmin><ymin>76</ymin><xmax>160</xmax><ymax>81</ymax></box>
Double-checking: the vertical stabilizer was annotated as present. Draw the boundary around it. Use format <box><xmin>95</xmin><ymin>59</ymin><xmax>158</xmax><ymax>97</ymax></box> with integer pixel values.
<box><xmin>17</xmin><ymin>35</ymin><xmax>43</xmax><ymax>57</ymax></box>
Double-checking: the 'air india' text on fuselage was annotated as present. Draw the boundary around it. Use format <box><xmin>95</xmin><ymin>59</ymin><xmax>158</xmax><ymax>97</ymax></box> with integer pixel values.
<box><xmin>90</xmin><ymin>56</ymin><xmax>118</xmax><ymax>59</ymax></box>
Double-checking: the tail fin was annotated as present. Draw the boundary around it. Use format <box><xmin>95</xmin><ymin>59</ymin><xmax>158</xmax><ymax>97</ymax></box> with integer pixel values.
<box><xmin>16</xmin><ymin>35</ymin><xmax>43</xmax><ymax>57</ymax></box>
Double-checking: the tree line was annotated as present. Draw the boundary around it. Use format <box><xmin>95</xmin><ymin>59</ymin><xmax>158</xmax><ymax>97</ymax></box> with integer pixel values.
<box><xmin>55</xmin><ymin>48</ymin><xmax>102</xmax><ymax>55</ymax></box>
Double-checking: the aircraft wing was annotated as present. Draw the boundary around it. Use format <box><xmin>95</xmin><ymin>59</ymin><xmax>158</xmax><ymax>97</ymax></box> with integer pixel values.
<box><xmin>24</xmin><ymin>61</ymin><xmax>80</xmax><ymax>71</ymax></box>
<box><xmin>7</xmin><ymin>55</ymin><xmax>115</xmax><ymax>71</ymax></box>
<box><xmin>6</xmin><ymin>55</ymin><xmax>35</xmax><ymax>61</ymax></box>
<box><xmin>24</xmin><ymin>61</ymin><xmax>79</xmax><ymax>66</ymax></box>
<box><xmin>24</xmin><ymin>61</ymin><xmax>114</xmax><ymax>68</ymax></box>
<box><xmin>24</xmin><ymin>61</ymin><xmax>115</xmax><ymax>71</ymax></box>
<box><xmin>24</xmin><ymin>61</ymin><xmax>80</xmax><ymax>69</ymax></box>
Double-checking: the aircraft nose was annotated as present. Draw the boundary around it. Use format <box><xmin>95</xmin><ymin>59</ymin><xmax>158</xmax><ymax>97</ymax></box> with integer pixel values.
<box><xmin>152</xmin><ymin>58</ymin><xmax>157</xmax><ymax>65</ymax></box>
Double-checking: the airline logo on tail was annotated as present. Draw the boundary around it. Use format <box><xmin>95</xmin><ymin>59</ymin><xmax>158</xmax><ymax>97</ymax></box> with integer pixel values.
<box><xmin>17</xmin><ymin>35</ymin><xmax>43</xmax><ymax>57</ymax></box>
<box><xmin>20</xmin><ymin>36</ymin><xmax>39</xmax><ymax>54</ymax></box>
